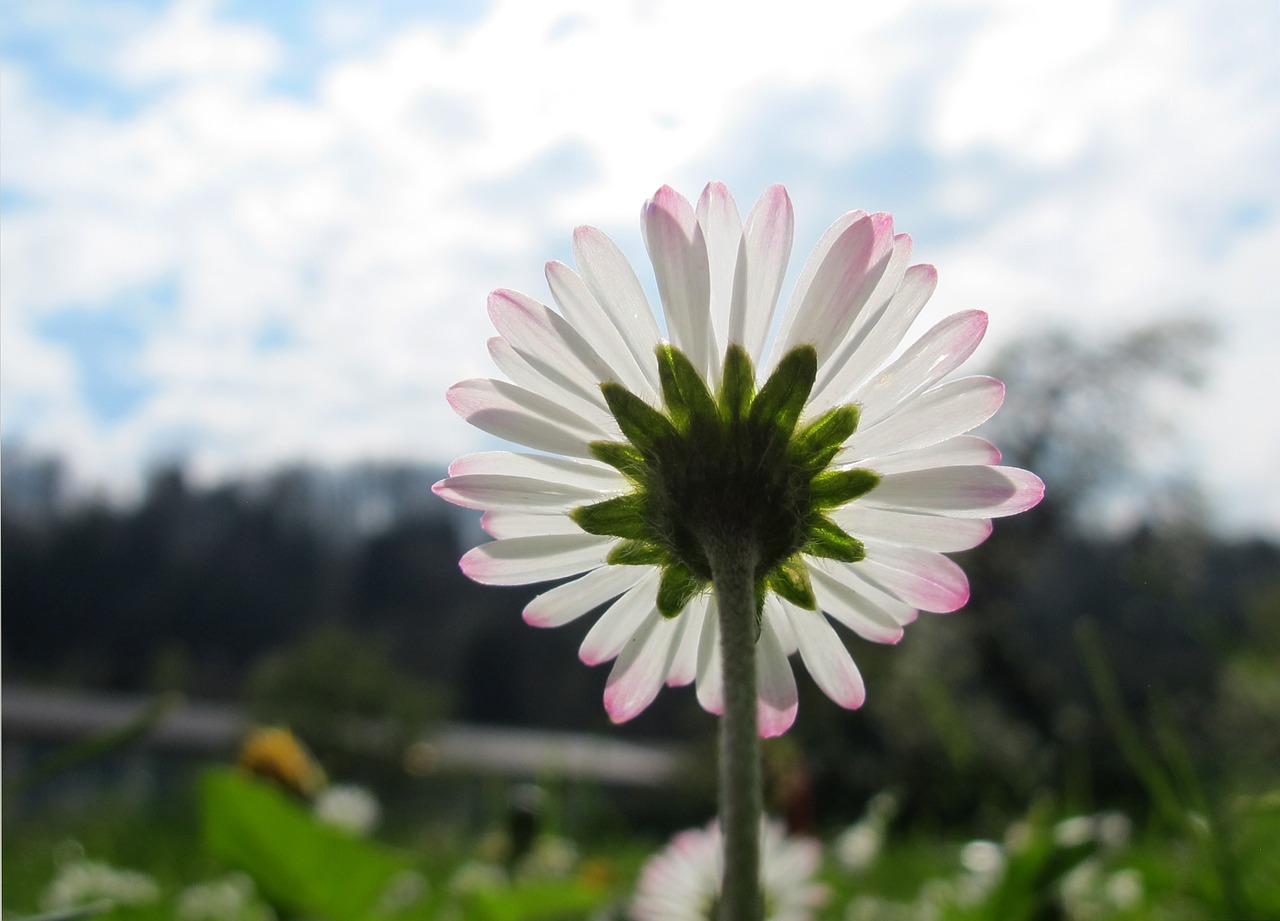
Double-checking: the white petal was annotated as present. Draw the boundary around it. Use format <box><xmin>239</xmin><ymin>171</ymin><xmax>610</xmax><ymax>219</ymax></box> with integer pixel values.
<box><xmin>545</xmin><ymin>260</ymin><xmax>658</xmax><ymax>401</ymax></box>
<box><xmin>768</xmin><ymin>209</ymin><xmax>865</xmax><ymax>360</ymax></box>
<box><xmin>523</xmin><ymin>564</ymin><xmax>651</xmax><ymax>628</ymax></box>
<box><xmin>695</xmin><ymin>182</ymin><xmax>742</xmax><ymax>372</ymax></box>
<box><xmin>481</xmin><ymin>509</ymin><xmax>582</xmax><ymax>538</ymax></box>
<box><xmin>448</xmin><ymin>450</ymin><xmax>624</xmax><ymax>487</ymax></box>
<box><xmin>858</xmin><ymin>436</ymin><xmax>1002</xmax><ymax>475</ymax></box>
<box><xmin>665</xmin><ymin>596</ymin><xmax>707</xmax><ymax>687</ymax></box>
<box><xmin>772</xmin><ymin>213</ymin><xmax>896</xmax><ymax>364</ymax></box>
<box><xmin>572</xmin><ymin>226</ymin><xmax>664</xmax><ymax>392</ymax></box>
<box><xmin>730</xmin><ymin>184</ymin><xmax>793</xmax><ymax>362</ymax></box>
<box><xmin>488</xmin><ymin>289</ymin><xmax>621</xmax><ymax>409</ymax></box>
<box><xmin>487</xmin><ymin>338</ymin><xmax>613</xmax><ymax>428</ymax></box>
<box><xmin>864</xmin><ymin>465</ymin><xmax>1046</xmax><ymax>518</ymax></box>
<box><xmin>695</xmin><ymin>596</ymin><xmax>723</xmax><ymax>714</ymax></box>
<box><xmin>757</xmin><ymin>618</ymin><xmax>799</xmax><ymax>737</ymax></box>
<box><xmin>853</xmin><ymin>310</ymin><xmax>989</xmax><ymax>427</ymax></box>
<box><xmin>830</xmin><ymin>505</ymin><xmax>993</xmax><ymax>552</ymax></box>
<box><xmin>603</xmin><ymin>608</ymin><xmax>683</xmax><ymax>723</ymax></box>
<box><xmin>579</xmin><ymin>568</ymin><xmax>662</xmax><ymax>665</ymax></box>
<box><xmin>788</xmin><ymin>605</ymin><xmax>866</xmax><ymax>709</ymax></box>
<box><xmin>764</xmin><ymin>594</ymin><xmax>798</xmax><ymax>655</ymax></box>
<box><xmin>460</xmin><ymin>534</ymin><xmax>615</xmax><ymax>586</ymax></box>
<box><xmin>808</xmin><ymin>231</ymin><xmax>921</xmax><ymax>409</ymax></box>
<box><xmin>859</xmin><ymin>543</ymin><xmax>970</xmax><ymax>613</ymax></box>
<box><xmin>838</xmin><ymin>376</ymin><xmax>1005</xmax><ymax>462</ymax></box>
<box><xmin>447</xmin><ymin>378</ymin><xmax>609</xmax><ymax>458</ymax></box>
<box><xmin>434</xmin><ymin>473</ymin><xmax>603</xmax><ymax>512</ymax></box>
<box><xmin>813</xmin><ymin>259</ymin><xmax>937</xmax><ymax>402</ymax></box>
<box><xmin>643</xmin><ymin>186</ymin><xmax>714</xmax><ymax>378</ymax></box>
<box><xmin>808</xmin><ymin>563</ymin><xmax>907</xmax><ymax>643</ymax></box>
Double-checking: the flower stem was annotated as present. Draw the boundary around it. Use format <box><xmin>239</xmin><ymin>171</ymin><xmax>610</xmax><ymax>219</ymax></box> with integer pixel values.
<box><xmin>712</xmin><ymin>547</ymin><xmax>762</xmax><ymax>921</ymax></box>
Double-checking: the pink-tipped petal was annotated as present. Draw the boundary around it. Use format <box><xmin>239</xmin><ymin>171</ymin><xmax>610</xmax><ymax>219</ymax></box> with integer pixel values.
<box><xmin>695</xmin><ymin>182</ymin><xmax>743</xmax><ymax>368</ymax></box>
<box><xmin>460</xmin><ymin>534</ymin><xmax>615</xmax><ymax>586</ymax></box>
<box><xmin>839</xmin><ymin>376</ymin><xmax>1005</xmax><ymax>462</ymax></box>
<box><xmin>858</xmin><ymin>436</ymin><xmax>1002</xmax><ymax>475</ymax></box>
<box><xmin>579</xmin><ymin>569</ymin><xmax>662</xmax><ymax>665</ymax></box>
<box><xmin>730</xmin><ymin>184</ymin><xmax>794</xmax><ymax>362</ymax></box>
<box><xmin>858</xmin><ymin>543</ymin><xmax>971</xmax><ymax>613</ymax></box>
<box><xmin>813</xmin><ymin>258</ymin><xmax>936</xmax><ymax>406</ymax></box>
<box><xmin>642</xmin><ymin>192</ymin><xmax>714</xmax><ymax>378</ymax></box>
<box><xmin>789</xmin><ymin>606</ymin><xmax>866</xmax><ymax>709</ymax></box>
<box><xmin>572</xmin><ymin>226</ymin><xmax>664</xmax><ymax>390</ymax></box>
<box><xmin>447</xmin><ymin>378</ymin><xmax>607</xmax><ymax>458</ymax></box>
<box><xmin>756</xmin><ymin>619</ymin><xmax>799</xmax><ymax>737</ymax></box>
<box><xmin>854</xmin><ymin>310</ymin><xmax>989</xmax><ymax>427</ymax></box>
<box><xmin>604</xmin><ymin>610</ymin><xmax>682</xmax><ymax>723</ymax></box>
<box><xmin>808</xmin><ymin>564</ymin><xmax>907</xmax><ymax>644</ymax></box>
<box><xmin>829</xmin><ymin>505</ymin><xmax>994</xmax><ymax>552</ymax></box>
<box><xmin>773</xmin><ymin>214</ymin><xmax>896</xmax><ymax>364</ymax></box>
<box><xmin>434</xmin><ymin>473</ymin><xmax>600</xmax><ymax>512</ymax></box>
<box><xmin>486</xmin><ymin>337</ymin><xmax>614</xmax><ymax>428</ymax></box>
<box><xmin>523</xmin><ymin>564</ymin><xmax>650</xmax><ymax>628</ymax></box>
<box><xmin>447</xmin><ymin>450</ymin><xmax>623</xmax><ymax>486</ymax></box>
<box><xmin>545</xmin><ymin>260</ymin><xmax>658</xmax><ymax>401</ymax></box>
<box><xmin>864</xmin><ymin>465</ymin><xmax>1045</xmax><ymax>518</ymax></box>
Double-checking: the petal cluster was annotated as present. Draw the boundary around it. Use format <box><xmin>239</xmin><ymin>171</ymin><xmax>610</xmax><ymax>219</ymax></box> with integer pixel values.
<box><xmin>434</xmin><ymin>183</ymin><xmax>1044</xmax><ymax>736</ymax></box>
<box><xmin>629</xmin><ymin>819</ymin><xmax>828</xmax><ymax>921</ymax></box>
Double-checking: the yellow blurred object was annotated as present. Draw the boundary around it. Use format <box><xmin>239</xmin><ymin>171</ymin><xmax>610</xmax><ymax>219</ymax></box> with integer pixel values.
<box><xmin>237</xmin><ymin>726</ymin><xmax>325</xmax><ymax>798</ymax></box>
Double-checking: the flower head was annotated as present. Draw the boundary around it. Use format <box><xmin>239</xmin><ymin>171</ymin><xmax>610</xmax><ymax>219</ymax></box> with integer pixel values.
<box><xmin>630</xmin><ymin>819</ymin><xmax>828</xmax><ymax>921</ymax></box>
<box><xmin>435</xmin><ymin>182</ymin><xmax>1043</xmax><ymax>735</ymax></box>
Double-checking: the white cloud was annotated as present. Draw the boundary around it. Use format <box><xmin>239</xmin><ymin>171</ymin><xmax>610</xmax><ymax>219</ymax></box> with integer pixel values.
<box><xmin>1</xmin><ymin>0</ymin><xmax>1276</xmax><ymax>533</ymax></box>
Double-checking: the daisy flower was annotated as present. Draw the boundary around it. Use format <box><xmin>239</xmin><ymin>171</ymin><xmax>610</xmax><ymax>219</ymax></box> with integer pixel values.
<box><xmin>434</xmin><ymin>182</ymin><xmax>1043</xmax><ymax>737</ymax></box>
<box><xmin>629</xmin><ymin>819</ymin><xmax>828</xmax><ymax>921</ymax></box>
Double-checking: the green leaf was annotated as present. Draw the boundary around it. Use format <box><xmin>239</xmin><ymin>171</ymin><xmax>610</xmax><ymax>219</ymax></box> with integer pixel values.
<box><xmin>656</xmin><ymin>344</ymin><xmax>719</xmax><ymax>434</ymax></box>
<box><xmin>589</xmin><ymin>441</ymin><xmax>647</xmax><ymax>481</ymax></box>
<box><xmin>570</xmin><ymin>494</ymin><xmax>649</xmax><ymax>540</ymax></box>
<box><xmin>600</xmin><ymin>382</ymin><xmax>676</xmax><ymax>456</ymax></box>
<box><xmin>750</xmin><ymin>345</ymin><xmax>817</xmax><ymax>439</ymax></box>
<box><xmin>656</xmin><ymin>563</ymin><xmax>705</xmax><ymax>617</ymax></box>
<box><xmin>607</xmin><ymin>539</ymin><xmax>668</xmax><ymax>567</ymax></box>
<box><xmin>718</xmin><ymin>344</ymin><xmax>756</xmax><ymax>423</ymax></box>
<box><xmin>768</xmin><ymin>557</ymin><xmax>817</xmax><ymax>610</ymax></box>
<box><xmin>460</xmin><ymin>878</ymin><xmax>608</xmax><ymax>921</ymax></box>
<box><xmin>802</xmin><ymin>515</ymin><xmax>866</xmax><ymax>562</ymax></box>
<box><xmin>810</xmin><ymin>467</ymin><xmax>880</xmax><ymax>508</ymax></box>
<box><xmin>201</xmin><ymin>768</ymin><xmax>420</xmax><ymax>921</ymax></box>
<box><xmin>790</xmin><ymin>405</ymin><xmax>859</xmax><ymax>472</ymax></box>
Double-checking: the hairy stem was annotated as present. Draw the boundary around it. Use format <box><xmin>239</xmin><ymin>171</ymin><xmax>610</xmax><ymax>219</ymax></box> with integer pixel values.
<box><xmin>712</xmin><ymin>547</ymin><xmax>762</xmax><ymax>921</ymax></box>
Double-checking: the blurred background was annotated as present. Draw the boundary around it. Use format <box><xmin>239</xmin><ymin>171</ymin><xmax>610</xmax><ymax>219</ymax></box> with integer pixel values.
<box><xmin>3</xmin><ymin>1</ymin><xmax>1278</xmax><ymax>919</ymax></box>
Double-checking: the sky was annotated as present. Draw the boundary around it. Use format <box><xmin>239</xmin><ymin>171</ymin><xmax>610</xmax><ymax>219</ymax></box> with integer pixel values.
<box><xmin>1</xmin><ymin>0</ymin><xmax>1277</xmax><ymax>534</ymax></box>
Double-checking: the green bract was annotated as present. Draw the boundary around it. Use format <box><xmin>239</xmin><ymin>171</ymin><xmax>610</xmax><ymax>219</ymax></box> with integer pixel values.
<box><xmin>571</xmin><ymin>343</ymin><xmax>879</xmax><ymax>624</ymax></box>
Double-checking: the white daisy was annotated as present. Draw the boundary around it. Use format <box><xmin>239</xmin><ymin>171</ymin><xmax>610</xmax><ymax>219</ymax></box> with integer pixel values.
<box><xmin>435</xmin><ymin>182</ymin><xmax>1043</xmax><ymax>736</ymax></box>
<box><xmin>629</xmin><ymin>819</ymin><xmax>828</xmax><ymax>921</ymax></box>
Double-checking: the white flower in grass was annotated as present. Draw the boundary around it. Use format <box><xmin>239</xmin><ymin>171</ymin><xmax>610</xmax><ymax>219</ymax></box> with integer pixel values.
<box><xmin>630</xmin><ymin>819</ymin><xmax>828</xmax><ymax>921</ymax></box>
<box><xmin>313</xmin><ymin>783</ymin><xmax>380</xmax><ymax>836</ymax></box>
<box><xmin>435</xmin><ymin>182</ymin><xmax>1044</xmax><ymax>735</ymax></box>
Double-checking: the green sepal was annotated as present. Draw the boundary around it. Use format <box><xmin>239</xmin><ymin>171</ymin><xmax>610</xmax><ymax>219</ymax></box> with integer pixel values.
<box><xmin>601</xmin><ymin>382</ymin><xmax>677</xmax><ymax>456</ymax></box>
<box><xmin>589</xmin><ymin>441</ymin><xmax>648</xmax><ymax>482</ymax></box>
<box><xmin>790</xmin><ymin>405</ymin><xmax>860</xmax><ymax>472</ymax></box>
<box><xmin>802</xmin><ymin>514</ymin><xmax>866</xmax><ymax>563</ymax></box>
<box><xmin>810</xmin><ymin>467</ymin><xmax>880</xmax><ymax>508</ymax></box>
<box><xmin>750</xmin><ymin>345</ymin><xmax>817</xmax><ymax>439</ymax></box>
<box><xmin>607</xmin><ymin>539</ymin><xmax>669</xmax><ymax>567</ymax></box>
<box><xmin>767</xmin><ymin>557</ymin><xmax>817</xmax><ymax>610</ymax></box>
<box><xmin>718</xmin><ymin>344</ymin><xmax>756</xmax><ymax>424</ymax></box>
<box><xmin>657</xmin><ymin>344</ymin><xmax>720</xmax><ymax>435</ymax></box>
<box><xmin>571</xmin><ymin>494</ymin><xmax>650</xmax><ymax>540</ymax></box>
<box><xmin>656</xmin><ymin>564</ymin><xmax>705</xmax><ymax>618</ymax></box>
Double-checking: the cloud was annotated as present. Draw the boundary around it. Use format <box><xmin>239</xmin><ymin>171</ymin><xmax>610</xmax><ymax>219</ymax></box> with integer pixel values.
<box><xmin>1</xmin><ymin>0</ymin><xmax>1277</xmax><ymax>532</ymax></box>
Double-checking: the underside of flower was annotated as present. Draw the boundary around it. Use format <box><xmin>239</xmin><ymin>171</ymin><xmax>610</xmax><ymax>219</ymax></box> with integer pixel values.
<box><xmin>572</xmin><ymin>342</ymin><xmax>878</xmax><ymax>626</ymax></box>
